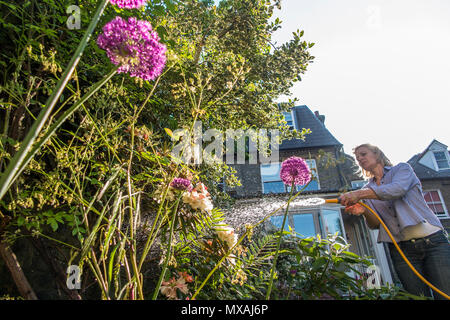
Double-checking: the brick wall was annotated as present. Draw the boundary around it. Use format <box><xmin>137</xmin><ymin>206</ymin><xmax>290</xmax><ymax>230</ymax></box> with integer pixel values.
<box><xmin>228</xmin><ymin>146</ymin><xmax>362</xmax><ymax>198</ymax></box>
<box><xmin>420</xmin><ymin>178</ymin><xmax>450</xmax><ymax>232</ymax></box>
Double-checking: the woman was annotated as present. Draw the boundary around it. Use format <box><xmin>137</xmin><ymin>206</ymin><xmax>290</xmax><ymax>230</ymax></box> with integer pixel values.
<box><xmin>339</xmin><ymin>143</ymin><xmax>450</xmax><ymax>299</ymax></box>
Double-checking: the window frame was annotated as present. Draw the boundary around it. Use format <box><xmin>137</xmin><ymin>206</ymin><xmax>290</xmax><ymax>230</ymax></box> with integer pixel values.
<box><xmin>432</xmin><ymin>151</ymin><xmax>450</xmax><ymax>170</ymax></box>
<box><xmin>270</xmin><ymin>205</ymin><xmax>346</xmax><ymax>240</ymax></box>
<box><xmin>423</xmin><ymin>189</ymin><xmax>449</xmax><ymax>217</ymax></box>
<box><xmin>282</xmin><ymin>110</ymin><xmax>296</xmax><ymax>130</ymax></box>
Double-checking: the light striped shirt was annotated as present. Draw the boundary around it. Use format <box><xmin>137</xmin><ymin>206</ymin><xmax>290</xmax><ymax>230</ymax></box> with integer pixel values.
<box><xmin>363</xmin><ymin>163</ymin><xmax>443</xmax><ymax>243</ymax></box>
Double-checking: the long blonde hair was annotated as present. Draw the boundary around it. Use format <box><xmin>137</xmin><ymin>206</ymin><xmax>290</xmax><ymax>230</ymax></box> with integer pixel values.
<box><xmin>353</xmin><ymin>143</ymin><xmax>393</xmax><ymax>178</ymax></box>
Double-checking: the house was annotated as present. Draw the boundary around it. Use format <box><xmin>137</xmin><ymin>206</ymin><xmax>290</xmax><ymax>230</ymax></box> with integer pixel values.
<box><xmin>407</xmin><ymin>139</ymin><xmax>450</xmax><ymax>233</ymax></box>
<box><xmin>223</xmin><ymin>105</ymin><xmax>394</xmax><ymax>286</ymax></box>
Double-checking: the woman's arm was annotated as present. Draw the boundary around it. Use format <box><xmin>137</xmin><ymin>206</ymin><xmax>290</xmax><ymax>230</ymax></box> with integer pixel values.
<box><xmin>339</xmin><ymin>188</ymin><xmax>379</xmax><ymax>206</ymax></box>
<box><xmin>344</xmin><ymin>203</ymin><xmax>380</xmax><ymax>229</ymax></box>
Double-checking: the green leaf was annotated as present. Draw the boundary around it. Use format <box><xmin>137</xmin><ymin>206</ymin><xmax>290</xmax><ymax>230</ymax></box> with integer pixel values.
<box><xmin>311</xmin><ymin>256</ymin><xmax>327</xmax><ymax>271</ymax></box>
<box><xmin>164</xmin><ymin>127</ymin><xmax>173</xmax><ymax>138</ymax></box>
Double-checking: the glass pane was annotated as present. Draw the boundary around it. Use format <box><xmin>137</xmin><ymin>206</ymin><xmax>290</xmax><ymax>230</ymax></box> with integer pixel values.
<box><xmin>271</xmin><ymin>215</ymin><xmax>290</xmax><ymax>231</ymax></box>
<box><xmin>322</xmin><ymin>209</ymin><xmax>343</xmax><ymax>237</ymax></box>
<box><xmin>434</xmin><ymin>151</ymin><xmax>446</xmax><ymax>161</ymax></box>
<box><xmin>430</xmin><ymin>191</ymin><xmax>440</xmax><ymax>202</ymax></box>
<box><xmin>293</xmin><ymin>214</ymin><xmax>316</xmax><ymax>238</ymax></box>
<box><xmin>297</xmin><ymin>180</ymin><xmax>319</xmax><ymax>192</ymax></box>
<box><xmin>283</xmin><ymin>112</ymin><xmax>292</xmax><ymax>121</ymax></box>
<box><xmin>261</xmin><ymin>163</ymin><xmax>281</xmax><ymax>182</ymax></box>
<box><xmin>434</xmin><ymin>152</ymin><xmax>450</xmax><ymax>169</ymax></box>
<box><xmin>424</xmin><ymin>192</ymin><xmax>432</xmax><ymax>202</ymax></box>
<box><xmin>263</xmin><ymin>181</ymin><xmax>286</xmax><ymax>194</ymax></box>
<box><xmin>427</xmin><ymin>203</ymin><xmax>436</xmax><ymax>212</ymax></box>
<box><xmin>434</xmin><ymin>204</ymin><xmax>444</xmax><ymax>214</ymax></box>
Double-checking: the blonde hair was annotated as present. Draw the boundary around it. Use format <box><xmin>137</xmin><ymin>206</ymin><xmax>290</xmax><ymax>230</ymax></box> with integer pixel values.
<box><xmin>353</xmin><ymin>143</ymin><xmax>393</xmax><ymax>178</ymax></box>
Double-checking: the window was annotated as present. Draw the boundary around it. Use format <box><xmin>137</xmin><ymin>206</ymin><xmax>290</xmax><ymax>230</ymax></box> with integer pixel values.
<box><xmin>282</xmin><ymin>111</ymin><xmax>295</xmax><ymax>130</ymax></box>
<box><xmin>351</xmin><ymin>180</ymin><xmax>366</xmax><ymax>190</ymax></box>
<box><xmin>261</xmin><ymin>163</ymin><xmax>285</xmax><ymax>194</ymax></box>
<box><xmin>270</xmin><ymin>207</ymin><xmax>344</xmax><ymax>239</ymax></box>
<box><xmin>423</xmin><ymin>190</ymin><xmax>448</xmax><ymax>216</ymax></box>
<box><xmin>433</xmin><ymin>151</ymin><xmax>450</xmax><ymax>170</ymax></box>
<box><xmin>260</xmin><ymin>160</ymin><xmax>320</xmax><ymax>194</ymax></box>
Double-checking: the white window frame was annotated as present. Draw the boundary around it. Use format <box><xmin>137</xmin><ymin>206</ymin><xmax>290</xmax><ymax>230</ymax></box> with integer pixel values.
<box><xmin>432</xmin><ymin>151</ymin><xmax>450</xmax><ymax>171</ymax></box>
<box><xmin>423</xmin><ymin>189</ymin><xmax>449</xmax><ymax>217</ymax></box>
<box><xmin>282</xmin><ymin>110</ymin><xmax>296</xmax><ymax>130</ymax></box>
<box><xmin>270</xmin><ymin>205</ymin><xmax>346</xmax><ymax>240</ymax></box>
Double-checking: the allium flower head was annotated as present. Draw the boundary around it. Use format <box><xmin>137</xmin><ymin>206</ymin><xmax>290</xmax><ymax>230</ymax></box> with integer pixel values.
<box><xmin>170</xmin><ymin>178</ymin><xmax>192</xmax><ymax>191</ymax></box>
<box><xmin>109</xmin><ymin>0</ymin><xmax>148</xmax><ymax>9</ymax></box>
<box><xmin>97</xmin><ymin>16</ymin><xmax>166</xmax><ymax>81</ymax></box>
<box><xmin>280</xmin><ymin>156</ymin><xmax>311</xmax><ymax>186</ymax></box>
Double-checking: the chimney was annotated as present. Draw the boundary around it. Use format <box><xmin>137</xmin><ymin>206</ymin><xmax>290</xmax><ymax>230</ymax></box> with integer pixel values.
<box><xmin>314</xmin><ymin>111</ymin><xmax>325</xmax><ymax>124</ymax></box>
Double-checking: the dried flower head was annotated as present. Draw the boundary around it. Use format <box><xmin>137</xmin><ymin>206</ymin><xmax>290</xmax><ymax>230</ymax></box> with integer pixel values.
<box><xmin>182</xmin><ymin>183</ymin><xmax>213</xmax><ymax>213</ymax></box>
<box><xmin>97</xmin><ymin>16</ymin><xmax>166</xmax><ymax>80</ymax></box>
<box><xmin>216</xmin><ymin>225</ymin><xmax>238</xmax><ymax>249</ymax></box>
<box><xmin>280</xmin><ymin>156</ymin><xmax>311</xmax><ymax>186</ymax></box>
<box><xmin>108</xmin><ymin>0</ymin><xmax>148</xmax><ymax>9</ymax></box>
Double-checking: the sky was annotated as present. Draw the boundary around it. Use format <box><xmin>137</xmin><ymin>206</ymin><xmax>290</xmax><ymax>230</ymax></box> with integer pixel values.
<box><xmin>269</xmin><ymin>0</ymin><xmax>450</xmax><ymax>164</ymax></box>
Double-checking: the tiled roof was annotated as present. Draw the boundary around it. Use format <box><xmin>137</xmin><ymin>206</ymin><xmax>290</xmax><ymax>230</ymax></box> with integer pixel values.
<box><xmin>280</xmin><ymin>105</ymin><xmax>342</xmax><ymax>150</ymax></box>
<box><xmin>407</xmin><ymin>140</ymin><xmax>450</xmax><ymax>179</ymax></box>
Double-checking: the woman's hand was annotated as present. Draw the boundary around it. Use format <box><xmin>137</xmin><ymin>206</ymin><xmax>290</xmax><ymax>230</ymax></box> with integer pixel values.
<box><xmin>344</xmin><ymin>203</ymin><xmax>365</xmax><ymax>216</ymax></box>
<box><xmin>339</xmin><ymin>191</ymin><xmax>361</xmax><ymax>206</ymax></box>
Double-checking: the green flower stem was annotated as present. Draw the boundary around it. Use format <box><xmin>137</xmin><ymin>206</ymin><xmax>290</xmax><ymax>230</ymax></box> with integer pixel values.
<box><xmin>190</xmin><ymin>180</ymin><xmax>314</xmax><ymax>300</ymax></box>
<box><xmin>138</xmin><ymin>112</ymin><xmax>201</xmax><ymax>271</ymax></box>
<box><xmin>266</xmin><ymin>181</ymin><xmax>296</xmax><ymax>300</ymax></box>
<box><xmin>4</xmin><ymin>68</ymin><xmax>118</xmax><ymax>194</ymax></box>
<box><xmin>152</xmin><ymin>195</ymin><xmax>182</xmax><ymax>300</ymax></box>
<box><xmin>0</xmin><ymin>0</ymin><xmax>109</xmax><ymax>201</ymax></box>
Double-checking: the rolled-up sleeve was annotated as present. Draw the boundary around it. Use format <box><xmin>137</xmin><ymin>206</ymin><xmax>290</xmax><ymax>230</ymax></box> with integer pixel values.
<box><xmin>368</xmin><ymin>163</ymin><xmax>419</xmax><ymax>200</ymax></box>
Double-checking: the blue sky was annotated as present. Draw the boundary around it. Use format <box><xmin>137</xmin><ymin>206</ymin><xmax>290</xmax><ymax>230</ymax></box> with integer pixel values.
<box><xmin>270</xmin><ymin>0</ymin><xmax>450</xmax><ymax>164</ymax></box>
<box><xmin>215</xmin><ymin>0</ymin><xmax>450</xmax><ymax>164</ymax></box>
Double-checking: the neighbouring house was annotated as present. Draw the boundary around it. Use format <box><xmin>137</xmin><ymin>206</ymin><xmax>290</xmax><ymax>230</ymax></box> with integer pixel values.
<box><xmin>222</xmin><ymin>105</ymin><xmax>395</xmax><ymax>287</ymax></box>
<box><xmin>407</xmin><ymin>139</ymin><xmax>450</xmax><ymax>233</ymax></box>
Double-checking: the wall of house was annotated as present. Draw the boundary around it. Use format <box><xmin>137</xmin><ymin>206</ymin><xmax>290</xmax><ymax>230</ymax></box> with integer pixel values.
<box><xmin>228</xmin><ymin>146</ymin><xmax>362</xmax><ymax>198</ymax></box>
<box><xmin>421</xmin><ymin>179</ymin><xmax>450</xmax><ymax>232</ymax></box>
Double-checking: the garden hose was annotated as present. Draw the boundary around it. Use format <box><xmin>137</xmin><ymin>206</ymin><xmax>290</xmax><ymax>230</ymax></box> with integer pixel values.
<box><xmin>325</xmin><ymin>198</ymin><xmax>450</xmax><ymax>300</ymax></box>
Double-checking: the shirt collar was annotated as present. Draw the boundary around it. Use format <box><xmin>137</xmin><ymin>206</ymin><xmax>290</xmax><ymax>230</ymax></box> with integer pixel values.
<box><xmin>369</xmin><ymin>166</ymin><xmax>392</xmax><ymax>184</ymax></box>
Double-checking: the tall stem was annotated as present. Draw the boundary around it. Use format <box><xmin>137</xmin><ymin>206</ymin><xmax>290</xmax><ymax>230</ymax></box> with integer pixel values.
<box><xmin>4</xmin><ymin>68</ymin><xmax>117</xmax><ymax>194</ymax></box>
<box><xmin>266</xmin><ymin>181</ymin><xmax>296</xmax><ymax>300</ymax></box>
<box><xmin>152</xmin><ymin>195</ymin><xmax>181</xmax><ymax>300</ymax></box>
<box><xmin>0</xmin><ymin>0</ymin><xmax>109</xmax><ymax>200</ymax></box>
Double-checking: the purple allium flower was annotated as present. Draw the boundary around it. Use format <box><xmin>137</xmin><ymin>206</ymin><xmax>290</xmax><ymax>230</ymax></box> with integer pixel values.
<box><xmin>108</xmin><ymin>0</ymin><xmax>148</xmax><ymax>9</ymax></box>
<box><xmin>97</xmin><ymin>16</ymin><xmax>166</xmax><ymax>81</ymax></box>
<box><xmin>170</xmin><ymin>178</ymin><xmax>192</xmax><ymax>191</ymax></box>
<box><xmin>280</xmin><ymin>156</ymin><xmax>311</xmax><ymax>186</ymax></box>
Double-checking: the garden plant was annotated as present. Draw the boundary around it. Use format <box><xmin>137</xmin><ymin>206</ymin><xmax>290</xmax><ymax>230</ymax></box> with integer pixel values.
<box><xmin>0</xmin><ymin>0</ymin><xmax>423</xmax><ymax>300</ymax></box>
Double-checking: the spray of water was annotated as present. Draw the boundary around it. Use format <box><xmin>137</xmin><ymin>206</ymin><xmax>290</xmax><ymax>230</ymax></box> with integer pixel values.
<box><xmin>224</xmin><ymin>197</ymin><xmax>327</xmax><ymax>228</ymax></box>
<box><xmin>290</xmin><ymin>197</ymin><xmax>326</xmax><ymax>207</ymax></box>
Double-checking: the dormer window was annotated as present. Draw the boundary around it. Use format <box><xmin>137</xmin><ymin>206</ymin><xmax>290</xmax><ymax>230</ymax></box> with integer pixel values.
<box><xmin>433</xmin><ymin>151</ymin><xmax>450</xmax><ymax>170</ymax></box>
<box><xmin>282</xmin><ymin>111</ymin><xmax>295</xmax><ymax>130</ymax></box>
